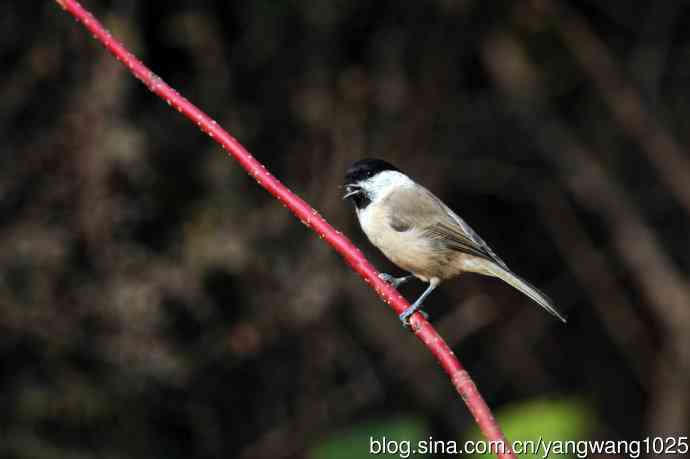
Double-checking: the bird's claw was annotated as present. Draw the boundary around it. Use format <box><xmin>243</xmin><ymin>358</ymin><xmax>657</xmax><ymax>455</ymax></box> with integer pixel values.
<box><xmin>378</xmin><ymin>273</ymin><xmax>396</xmax><ymax>285</ymax></box>
<box><xmin>378</xmin><ymin>273</ymin><xmax>412</xmax><ymax>289</ymax></box>
<box><xmin>399</xmin><ymin>306</ymin><xmax>428</xmax><ymax>327</ymax></box>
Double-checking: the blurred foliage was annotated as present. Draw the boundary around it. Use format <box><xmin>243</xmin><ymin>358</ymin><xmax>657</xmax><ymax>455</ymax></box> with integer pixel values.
<box><xmin>1</xmin><ymin>0</ymin><xmax>689</xmax><ymax>458</ymax></box>
<box><xmin>309</xmin><ymin>416</ymin><xmax>429</xmax><ymax>459</ymax></box>
<box><xmin>467</xmin><ymin>398</ymin><xmax>594</xmax><ymax>459</ymax></box>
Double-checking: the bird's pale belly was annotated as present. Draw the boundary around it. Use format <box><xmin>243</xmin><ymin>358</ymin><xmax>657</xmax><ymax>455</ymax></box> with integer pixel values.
<box><xmin>363</xmin><ymin>223</ymin><xmax>462</xmax><ymax>282</ymax></box>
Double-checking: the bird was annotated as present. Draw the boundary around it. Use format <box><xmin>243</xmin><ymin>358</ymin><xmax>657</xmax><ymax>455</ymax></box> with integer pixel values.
<box><xmin>343</xmin><ymin>158</ymin><xmax>567</xmax><ymax>325</ymax></box>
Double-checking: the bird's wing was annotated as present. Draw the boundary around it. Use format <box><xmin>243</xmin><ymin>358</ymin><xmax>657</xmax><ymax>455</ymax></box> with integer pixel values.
<box><xmin>436</xmin><ymin>199</ymin><xmax>509</xmax><ymax>269</ymax></box>
<box><xmin>383</xmin><ymin>185</ymin><xmax>509</xmax><ymax>269</ymax></box>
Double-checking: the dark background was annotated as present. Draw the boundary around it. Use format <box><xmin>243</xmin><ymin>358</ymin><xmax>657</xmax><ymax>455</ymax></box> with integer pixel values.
<box><xmin>2</xmin><ymin>1</ymin><xmax>689</xmax><ymax>457</ymax></box>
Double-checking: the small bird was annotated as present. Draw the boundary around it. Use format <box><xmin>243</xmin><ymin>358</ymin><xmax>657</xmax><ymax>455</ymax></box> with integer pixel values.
<box><xmin>343</xmin><ymin>158</ymin><xmax>567</xmax><ymax>325</ymax></box>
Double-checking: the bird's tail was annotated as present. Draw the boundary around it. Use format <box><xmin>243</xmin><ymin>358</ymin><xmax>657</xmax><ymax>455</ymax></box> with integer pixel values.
<box><xmin>487</xmin><ymin>265</ymin><xmax>567</xmax><ymax>323</ymax></box>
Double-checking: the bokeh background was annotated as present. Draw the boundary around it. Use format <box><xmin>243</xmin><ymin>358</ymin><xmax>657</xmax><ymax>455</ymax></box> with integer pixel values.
<box><xmin>2</xmin><ymin>1</ymin><xmax>689</xmax><ymax>457</ymax></box>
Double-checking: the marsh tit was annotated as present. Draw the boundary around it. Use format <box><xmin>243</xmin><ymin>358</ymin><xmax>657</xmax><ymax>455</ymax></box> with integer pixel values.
<box><xmin>343</xmin><ymin>158</ymin><xmax>567</xmax><ymax>325</ymax></box>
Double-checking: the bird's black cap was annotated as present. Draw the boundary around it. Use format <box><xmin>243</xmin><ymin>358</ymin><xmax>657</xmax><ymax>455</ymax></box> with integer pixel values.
<box><xmin>344</xmin><ymin>158</ymin><xmax>401</xmax><ymax>186</ymax></box>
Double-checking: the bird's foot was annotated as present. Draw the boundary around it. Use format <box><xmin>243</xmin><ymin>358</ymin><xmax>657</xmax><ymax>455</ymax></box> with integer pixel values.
<box><xmin>399</xmin><ymin>305</ymin><xmax>428</xmax><ymax>327</ymax></box>
<box><xmin>378</xmin><ymin>273</ymin><xmax>414</xmax><ymax>289</ymax></box>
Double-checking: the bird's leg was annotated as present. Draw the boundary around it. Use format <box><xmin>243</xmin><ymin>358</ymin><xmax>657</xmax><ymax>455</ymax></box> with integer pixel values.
<box><xmin>378</xmin><ymin>273</ymin><xmax>414</xmax><ymax>288</ymax></box>
<box><xmin>399</xmin><ymin>278</ymin><xmax>440</xmax><ymax>325</ymax></box>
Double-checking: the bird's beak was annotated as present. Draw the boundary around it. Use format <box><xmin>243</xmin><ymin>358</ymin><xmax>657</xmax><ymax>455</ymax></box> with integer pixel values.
<box><xmin>343</xmin><ymin>184</ymin><xmax>362</xmax><ymax>200</ymax></box>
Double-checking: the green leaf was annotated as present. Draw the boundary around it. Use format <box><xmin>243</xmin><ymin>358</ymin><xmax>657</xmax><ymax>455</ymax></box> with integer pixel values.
<box><xmin>466</xmin><ymin>397</ymin><xmax>595</xmax><ymax>459</ymax></box>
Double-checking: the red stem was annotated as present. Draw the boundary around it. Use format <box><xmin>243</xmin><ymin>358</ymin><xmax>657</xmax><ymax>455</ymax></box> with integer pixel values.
<box><xmin>55</xmin><ymin>1</ymin><xmax>515</xmax><ymax>456</ymax></box>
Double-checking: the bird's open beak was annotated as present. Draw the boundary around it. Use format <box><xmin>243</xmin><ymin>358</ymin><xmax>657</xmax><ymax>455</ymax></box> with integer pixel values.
<box><xmin>343</xmin><ymin>184</ymin><xmax>362</xmax><ymax>200</ymax></box>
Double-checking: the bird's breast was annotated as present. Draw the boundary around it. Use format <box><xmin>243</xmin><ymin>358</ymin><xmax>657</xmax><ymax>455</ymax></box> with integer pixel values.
<box><xmin>357</xmin><ymin>203</ymin><xmax>460</xmax><ymax>281</ymax></box>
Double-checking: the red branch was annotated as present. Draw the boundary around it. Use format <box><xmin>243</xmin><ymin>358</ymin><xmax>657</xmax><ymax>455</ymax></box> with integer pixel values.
<box><xmin>55</xmin><ymin>1</ymin><xmax>515</xmax><ymax>456</ymax></box>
